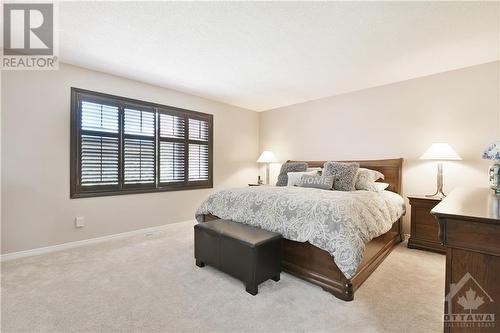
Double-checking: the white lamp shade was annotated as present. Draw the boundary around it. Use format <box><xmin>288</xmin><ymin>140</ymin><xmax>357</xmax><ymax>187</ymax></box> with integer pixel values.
<box><xmin>257</xmin><ymin>151</ymin><xmax>278</xmax><ymax>163</ymax></box>
<box><xmin>420</xmin><ymin>143</ymin><xmax>462</xmax><ymax>161</ymax></box>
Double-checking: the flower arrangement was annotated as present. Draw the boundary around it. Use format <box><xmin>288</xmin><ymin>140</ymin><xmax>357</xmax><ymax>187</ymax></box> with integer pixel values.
<box><xmin>483</xmin><ymin>141</ymin><xmax>500</xmax><ymax>160</ymax></box>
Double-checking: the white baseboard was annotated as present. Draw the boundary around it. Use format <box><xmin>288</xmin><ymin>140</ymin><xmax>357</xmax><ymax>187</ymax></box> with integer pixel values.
<box><xmin>1</xmin><ymin>219</ymin><xmax>195</xmax><ymax>262</ymax></box>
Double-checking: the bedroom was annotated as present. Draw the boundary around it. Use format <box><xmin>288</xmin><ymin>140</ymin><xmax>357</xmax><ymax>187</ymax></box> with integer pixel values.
<box><xmin>1</xmin><ymin>1</ymin><xmax>499</xmax><ymax>332</ymax></box>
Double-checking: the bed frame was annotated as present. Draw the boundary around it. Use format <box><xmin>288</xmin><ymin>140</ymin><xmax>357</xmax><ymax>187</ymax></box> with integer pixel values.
<box><xmin>203</xmin><ymin>158</ymin><xmax>404</xmax><ymax>301</ymax></box>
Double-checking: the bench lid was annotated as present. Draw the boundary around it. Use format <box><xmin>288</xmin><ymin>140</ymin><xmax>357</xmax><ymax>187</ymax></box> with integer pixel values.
<box><xmin>196</xmin><ymin>219</ymin><xmax>282</xmax><ymax>247</ymax></box>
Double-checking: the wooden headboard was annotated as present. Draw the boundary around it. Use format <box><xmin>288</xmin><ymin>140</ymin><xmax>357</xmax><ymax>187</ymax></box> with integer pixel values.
<box><xmin>287</xmin><ymin>158</ymin><xmax>403</xmax><ymax>195</ymax></box>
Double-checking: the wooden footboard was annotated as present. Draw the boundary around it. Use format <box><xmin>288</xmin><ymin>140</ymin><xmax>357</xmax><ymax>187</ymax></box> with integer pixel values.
<box><xmin>281</xmin><ymin>220</ymin><xmax>402</xmax><ymax>301</ymax></box>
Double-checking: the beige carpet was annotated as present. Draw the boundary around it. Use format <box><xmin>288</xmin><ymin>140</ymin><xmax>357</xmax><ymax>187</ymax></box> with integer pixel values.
<box><xmin>2</xmin><ymin>220</ymin><xmax>445</xmax><ymax>333</ymax></box>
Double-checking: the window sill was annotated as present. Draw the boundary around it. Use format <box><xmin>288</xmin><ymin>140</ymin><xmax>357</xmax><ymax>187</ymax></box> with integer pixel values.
<box><xmin>70</xmin><ymin>182</ymin><xmax>213</xmax><ymax>199</ymax></box>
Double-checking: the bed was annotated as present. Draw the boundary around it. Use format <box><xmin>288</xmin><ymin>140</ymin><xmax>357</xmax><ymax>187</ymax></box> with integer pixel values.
<box><xmin>196</xmin><ymin>158</ymin><xmax>404</xmax><ymax>301</ymax></box>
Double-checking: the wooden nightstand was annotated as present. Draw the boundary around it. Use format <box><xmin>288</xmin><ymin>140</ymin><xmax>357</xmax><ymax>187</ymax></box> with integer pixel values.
<box><xmin>407</xmin><ymin>195</ymin><xmax>445</xmax><ymax>253</ymax></box>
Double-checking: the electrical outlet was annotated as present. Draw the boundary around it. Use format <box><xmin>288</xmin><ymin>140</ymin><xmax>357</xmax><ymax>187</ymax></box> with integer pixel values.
<box><xmin>75</xmin><ymin>216</ymin><xmax>85</xmax><ymax>228</ymax></box>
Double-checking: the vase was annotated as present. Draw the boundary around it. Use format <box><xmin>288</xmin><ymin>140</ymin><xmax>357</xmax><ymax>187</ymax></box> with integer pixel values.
<box><xmin>489</xmin><ymin>162</ymin><xmax>500</xmax><ymax>195</ymax></box>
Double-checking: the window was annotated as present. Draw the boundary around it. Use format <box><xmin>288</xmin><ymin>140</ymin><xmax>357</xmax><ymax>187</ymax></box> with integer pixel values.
<box><xmin>70</xmin><ymin>88</ymin><xmax>213</xmax><ymax>198</ymax></box>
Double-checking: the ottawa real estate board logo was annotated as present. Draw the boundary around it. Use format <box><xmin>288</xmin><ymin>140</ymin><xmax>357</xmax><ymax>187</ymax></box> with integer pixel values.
<box><xmin>445</xmin><ymin>272</ymin><xmax>495</xmax><ymax>329</ymax></box>
<box><xmin>2</xmin><ymin>2</ymin><xmax>58</xmax><ymax>70</ymax></box>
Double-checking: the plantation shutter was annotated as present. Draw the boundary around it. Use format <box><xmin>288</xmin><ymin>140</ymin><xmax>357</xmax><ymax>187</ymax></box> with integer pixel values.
<box><xmin>188</xmin><ymin>118</ymin><xmax>209</xmax><ymax>181</ymax></box>
<box><xmin>71</xmin><ymin>88</ymin><xmax>212</xmax><ymax>198</ymax></box>
<box><xmin>188</xmin><ymin>143</ymin><xmax>209</xmax><ymax>181</ymax></box>
<box><xmin>123</xmin><ymin>107</ymin><xmax>156</xmax><ymax>185</ymax></box>
<box><xmin>188</xmin><ymin>118</ymin><xmax>209</xmax><ymax>141</ymax></box>
<box><xmin>80</xmin><ymin>101</ymin><xmax>119</xmax><ymax>187</ymax></box>
<box><xmin>159</xmin><ymin>112</ymin><xmax>185</xmax><ymax>183</ymax></box>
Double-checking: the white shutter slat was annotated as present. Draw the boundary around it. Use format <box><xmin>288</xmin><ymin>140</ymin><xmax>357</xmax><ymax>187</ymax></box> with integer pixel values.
<box><xmin>81</xmin><ymin>101</ymin><xmax>119</xmax><ymax>133</ymax></box>
<box><xmin>160</xmin><ymin>114</ymin><xmax>185</xmax><ymax>139</ymax></box>
<box><xmin>188</xmin><ymin>118</ymin><xmax>209</xmax><ymax>141</ymax></box>
<box><xmin>124</xmin><ymin>108</ymin><xmax>155</xmax><ymax>137</ymax></box>
<box><xmin>81</xmin><ymin>135</ymin><xmax>119</xmax><ymax>186</ymax></box>
<box><xmin>124</xmin><ymin>138</ymin><xmax>155</xmax><ymax>184</ymax></box>
<box><xmin>188</xmin><ymin>143</ymin><xmax>209</xmax><ymax>181</ymax></box>
<box><xmin>160</xmin><ymin>142</ymin><xmax>185</xmax><ymax>183</ymax></box>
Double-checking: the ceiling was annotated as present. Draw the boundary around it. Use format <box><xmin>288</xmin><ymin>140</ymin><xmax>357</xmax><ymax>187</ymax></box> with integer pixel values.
<box><xmin>59</xmin><ymin>2</ymin><xmax>499</xmax><ymax>111</ymax></box>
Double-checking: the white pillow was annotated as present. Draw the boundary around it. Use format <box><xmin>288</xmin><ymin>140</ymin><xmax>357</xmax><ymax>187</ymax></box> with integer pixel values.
<box><xmin>355</xmin><ymin>168</ymin><xmax>385</xmax><ymax>191</ymax></box>
<box><xmin>374</xmin><ymin>182</ymin><xmax>390</xmax><ymax>192</ymax></box>
<box><xmin>287</xmin><ymin>170</ymin><xmax>320</xmax><ymax>186</ymax></box>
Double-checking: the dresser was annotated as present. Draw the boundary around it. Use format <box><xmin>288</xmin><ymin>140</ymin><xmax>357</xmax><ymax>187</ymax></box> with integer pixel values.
<box><xmin>408</xmin><ymin>196</ymin><xmax>445</xmax><ymax>253</ymax></box>
<box><xmin>432</xmin><ymin>188</ymin><xmax>500</xmax><ymax>333</ymax></box>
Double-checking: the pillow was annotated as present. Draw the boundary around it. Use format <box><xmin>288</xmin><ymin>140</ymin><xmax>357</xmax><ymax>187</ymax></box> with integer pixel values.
<box><xmin>322</xmin><ymin>161</ymin><xmax>359</xmax><ymax>191</ymax></box>
<box><xmin>287</xmin><ymin>170</ymin><xmax>320</xmax><ymax>187</ymax></box>
<box><xmin>374</xmin><ymin>182</ymin><xmax>390</xmax><ymax>192</ymax></box>
<box><xmin>276</xmin><ymin>162</ymin><xmax>308</xmax><ymax>186</ymax></box>
<box><xmin>297</xmin><ymin>175</ymin><xmax>334</xmax><ymax>190</ymax></box>
<box><xmin>355</xmin><ymin>168</ymin><xmax>385</xmax><ymax>191</ymax></box>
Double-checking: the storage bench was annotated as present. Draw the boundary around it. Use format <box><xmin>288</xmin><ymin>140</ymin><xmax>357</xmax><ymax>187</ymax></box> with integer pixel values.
<box><xmin>194</xmin><ymin>219</ymin><xmax>282</xmax><ymax>295</ymax></box>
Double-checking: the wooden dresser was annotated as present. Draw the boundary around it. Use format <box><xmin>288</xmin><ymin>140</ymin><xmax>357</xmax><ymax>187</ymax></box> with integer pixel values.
<box><xmin>432</xmin><ymin>188</ymin><xmax>500</xmax><ymax>333</ymax></box>
<box><xmin>408</xmin><ymin>196</ymin><xmax>445</xmax><ymax>253</ymax></box>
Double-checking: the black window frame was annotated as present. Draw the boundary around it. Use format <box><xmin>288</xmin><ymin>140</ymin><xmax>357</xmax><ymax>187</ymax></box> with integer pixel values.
<box><xmin>70</xmin><ymin>87</ymin><xmax>213</xmax><ymax>198</ymax></box>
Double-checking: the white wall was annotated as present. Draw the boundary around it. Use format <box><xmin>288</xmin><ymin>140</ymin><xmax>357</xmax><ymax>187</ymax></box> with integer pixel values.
<box><xmin>1</xmin><ymin>63</ymin><xmax>259</xmax><ymax>254</ymax></box>
<box><xmin>259</xmin><ymin>61</ymin><xmax>500</xmax><ymax>233</ymax></box>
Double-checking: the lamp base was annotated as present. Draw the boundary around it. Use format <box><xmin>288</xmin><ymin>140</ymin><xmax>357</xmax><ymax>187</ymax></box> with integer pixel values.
<box><xmin>426</xmin><ymin>162</ymin><xmax>445</xmax><ymax>199</ymax></box>
<box><xmin>265</xmin><ymin>163</ymin><xmax>270</xmax><ymax>185</ymax></box>
<box><xmin>425</xmin><ymin>191</ymin><xmax>446</xmax><ymax>200</ymax></box>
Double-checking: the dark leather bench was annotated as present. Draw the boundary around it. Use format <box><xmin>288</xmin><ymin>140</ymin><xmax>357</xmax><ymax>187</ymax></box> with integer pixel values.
<box><xmin>194</xmin><ymin>219</ymin><xmax>282</xmax><ymax>295</ymax></box>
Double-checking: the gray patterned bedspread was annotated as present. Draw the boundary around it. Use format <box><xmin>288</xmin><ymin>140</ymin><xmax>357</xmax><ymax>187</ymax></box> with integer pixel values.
<box><xmin>195</xmin><ymin>186</ymin><xmax>405</xmax><ymax>279</ymax></box>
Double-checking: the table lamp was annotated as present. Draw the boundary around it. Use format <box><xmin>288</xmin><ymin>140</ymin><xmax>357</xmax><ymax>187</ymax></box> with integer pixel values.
<box><xmin>257</xmin><ymin>151</ymin><xmax>278</xmax><ymax>185</ymax></box>
<box><xmin>420</xmin><ymin>143</ymin><xmax>461</xmax><ymax>199</ymax></box>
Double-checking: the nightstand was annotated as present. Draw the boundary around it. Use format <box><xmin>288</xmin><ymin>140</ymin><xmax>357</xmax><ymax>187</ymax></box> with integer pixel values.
<box><xmin>407</xmin><ymin>195</ymin><xmax>445</xmax><ymax>253</ymax></box>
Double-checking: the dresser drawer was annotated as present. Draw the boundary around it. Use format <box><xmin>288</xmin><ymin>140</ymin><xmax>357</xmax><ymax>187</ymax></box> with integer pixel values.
<box><xmin>444</xmin><ymin>218</ymin><xmax>500</xmax><ymax>256</ymax></box>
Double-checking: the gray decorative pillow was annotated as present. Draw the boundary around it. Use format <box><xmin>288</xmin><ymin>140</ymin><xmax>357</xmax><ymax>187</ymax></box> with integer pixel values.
<box><xmin>297</xmin><ymin>175</ymin><xmax>334</xmax><ymax>190</ymax></box>
<box><xmin>322</xmin><ymin>161</ymin><xmax>360</xmax><ymax>191</ymax></box>
<box><xmin>355</xmin><ymin>168</ymin><xmax>385</xmax><ymax>191</ymax></box>
<box><xmin>276</xmin><ymin>162</ymin><xmax>308</xmax><ymax>186</ymax></box>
